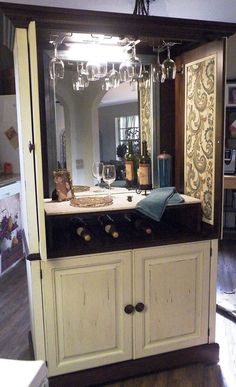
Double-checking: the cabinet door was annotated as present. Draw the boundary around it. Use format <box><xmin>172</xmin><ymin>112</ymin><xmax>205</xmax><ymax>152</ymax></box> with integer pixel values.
<box><xmin>133</xmin><ymin>241</ymin><xmax>210</xmax><ymax>359</ymax></box>
<box><xmin>175</xmin><ymin>40</ymin><xmax>225</xmax><ymax>235</ymax></box>
<box><xmin>42</xmin><ymin>251</ymin><xmax>132</xmax><ymax>376</ymax></box>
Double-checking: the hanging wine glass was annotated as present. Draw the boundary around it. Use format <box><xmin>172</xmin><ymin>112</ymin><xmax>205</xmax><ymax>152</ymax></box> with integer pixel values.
<box><xmin>127</xmin><ymin>44</ymin><xmax>142</xmax><ymax>81</ymax></box>
<box><xmin>119</xmin><ymin>57</ymin><xmax>131</xmax><ymax>82</ymax></box>
<box><xmin>153</xmin><ymin>48</ymin><xmax>166</xmax><ymax>83</ymax></box>
<box><xmin>96</xmin><ymin>58</ymin><xmax>107</xmax><ymax>79</ymax></box>
<box><xmin>86</xmin><ymin>57</ymin><xmax>99</xmax><ymax>81</ymax></box>
<box><xmin>72</xmin><ymin>62</ymin><xmax>89</xmax><ymax>91</ymax></box>
<box><xmin>108</xmin><ymin>63</ymin><xmax>120</xmax><ymax>88</ymax></box>
<box><xmin>162</xmin><ymin>44</ymin><xmax>176</xmax><ymax>80</ymax></box>
<box><xmin>139</xmin><ymin>65</ymin><xmax>150</xmax><ymax>89</ymax></box>
<box><xmin>49</xmin><ymin>42</ymin><xmax>64</xmax><ymax>80</ymax></box>
<box><xmin>86</xmin><ymin>48</ymin><xmax>107</xmax><ymax>81</ymax></box>
<box><xmin>102</xmin><ymin>76</ymin><xmax>113</xmax><ymax>91</ymax></box>
<box><xmin>119</xmin><ymin>43</ymin><xmax>142</xmax><ymax>82</ymax></box>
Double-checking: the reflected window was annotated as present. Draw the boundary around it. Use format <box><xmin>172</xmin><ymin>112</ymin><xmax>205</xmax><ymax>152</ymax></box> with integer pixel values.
<box><xmin>116</xmin><ymin>115</ymin><xmax>140</xmax><ymax>154</ymax></box>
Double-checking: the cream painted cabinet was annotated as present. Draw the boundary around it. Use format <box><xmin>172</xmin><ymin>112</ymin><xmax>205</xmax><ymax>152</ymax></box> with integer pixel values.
<box><xmin>41</xmin><ymin>241</ymin><xmax>212</xmax><ymax>376</ymax></box>
<box><xmin>41</xmin><ymin>251</ymin><xmax>133</xmax><ymax>376</ymax></box>
<box><xmin>133</xmin><ymin>241</ymin><xmax>211</xmax><ymax>359</ymax></box>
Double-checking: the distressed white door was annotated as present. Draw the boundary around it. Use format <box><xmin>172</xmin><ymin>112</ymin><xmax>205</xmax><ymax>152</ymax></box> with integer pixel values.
<box><xmin>133</xmin><ymin>241</ymin><xmax>210</xmax><ymax>358</ymax></box>
<box><xmin>42</xmin><ymin>251</ymin><xmax>132</xmax><ymax>376</ymax></box>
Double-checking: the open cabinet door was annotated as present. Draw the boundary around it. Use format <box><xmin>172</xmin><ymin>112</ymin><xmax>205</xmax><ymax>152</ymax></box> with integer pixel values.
<box><xmin>14</xmin><ymin>28</ymin><xmax>39</xmax><ymax>255</ymax></box>
<box><xmin>13</xmin><ymin>23</ymin><xmax>47</xmax><ymax>259</ymax></box>
<box><xmin>175</xmin><ymin>39</ymin><xmax>226</xmax><ymax>237</ymax></box>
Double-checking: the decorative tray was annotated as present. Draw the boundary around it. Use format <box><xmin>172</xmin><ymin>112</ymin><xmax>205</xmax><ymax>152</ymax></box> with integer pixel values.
<box><xmin>73</xmin><ymin>185</ymin><xmax>90</xmax><ymax>193</ymax></box>
<box><xmin>70</xmin><ymin>195</ymin><xmax>113</xmax><ymax>208</ymax></box>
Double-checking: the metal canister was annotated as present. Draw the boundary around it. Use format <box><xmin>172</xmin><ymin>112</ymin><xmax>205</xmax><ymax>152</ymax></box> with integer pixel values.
<box><xmin>157</xmin><ymin>151</ymin><xmax>172</xmax><ymax>187</ymax></box>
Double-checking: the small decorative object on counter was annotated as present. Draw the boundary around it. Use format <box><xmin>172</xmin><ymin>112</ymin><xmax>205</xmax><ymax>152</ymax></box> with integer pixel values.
<box><xmin>138</xmin><ymin>140</ymin><xmax>152</xmax><ymax>191</ymax></box>
<box><xmin>125</xmin><ymin>140</ymin><xmax>138</xmax><ymax>188</ymax></box>
<box><xmin>53</xmin><ymin>169</ymin><xmax>74</xmax><ymax>201</ymax></box>
<box><xmin>157</xmin><ymin>151</ymin><xmax>172</xmax><ymax>187</ymax></box>
<box><xmin>70</xmin><ymin>195</ymin><xmax>113</xmax><ymax>208</ymax></box>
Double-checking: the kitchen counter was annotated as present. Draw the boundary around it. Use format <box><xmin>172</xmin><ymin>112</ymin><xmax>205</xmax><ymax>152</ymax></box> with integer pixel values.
<box><xmin>0</xmin><ymin>174</ymin><xmax>20</xmax><ymax>188</ymax></box>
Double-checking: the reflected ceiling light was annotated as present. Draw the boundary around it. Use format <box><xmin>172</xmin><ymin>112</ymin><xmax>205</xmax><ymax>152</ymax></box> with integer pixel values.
<box><xmin>65</xmin><ymin>42</ymin><xmax>127</xmax><ymax>63</ymax></box>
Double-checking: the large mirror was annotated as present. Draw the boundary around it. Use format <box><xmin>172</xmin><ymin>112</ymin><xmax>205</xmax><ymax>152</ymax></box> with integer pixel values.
<box><xmin>42</xmin><ymin>33</ymin><xmax>158</xmax><ymax>196</ymax></box>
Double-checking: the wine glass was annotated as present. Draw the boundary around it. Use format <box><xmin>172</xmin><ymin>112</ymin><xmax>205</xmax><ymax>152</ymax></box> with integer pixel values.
<box><xmin>162</xmin><ymin>44</ymin><xmax>176</xmax><ymax>80</ymax></box>
<box><xmin>72</xmin><ymin>62</ymin><xmax>89</xmax><ymax>91</ymax></box>
<box><xmin>92</xmin><ymin>162</ymin><xmax>104</xmax><ymax>186</ymax></box>
<box><xmin>102</xmin><ymin>164</ymin><xmax>116</xmax><ymax>195</ymax></box>
<box><xmin>153</xmin><ymin>48</ymin><xmax>166</xmax><ymax>83</ymax></box>
<box><xmin>49</xmin><ymin>42</ymin><xmax>64</xmax><ymax>80</ymax></box>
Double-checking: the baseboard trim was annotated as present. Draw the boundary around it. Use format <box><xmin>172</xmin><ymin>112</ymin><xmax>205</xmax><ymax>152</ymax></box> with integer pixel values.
<box><xmin>49</xmin><ymin>343</ymin><xmax>219</xmax><ymax>387</ymax></box>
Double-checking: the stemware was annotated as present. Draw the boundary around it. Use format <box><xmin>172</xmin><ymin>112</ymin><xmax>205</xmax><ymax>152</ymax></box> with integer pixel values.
<box><xmin>153</xmin><ymin>48</ymin><xmax>166</xmax><ymax>83</ymax></box>
<box><xmin>128</xmin><ymin>44</ymin><xmax>142</xmax><ymax>81</ymax></box>
<box><xmin>72</xmin><ymin>62</ymin><xmax>89</xmax><ymax>91</ymax></box>
<box><xmin>92</xmin><ymin>162</ymin><xmax>104</xmax><ymax>186</ymax></box>
<box><xmin>86</xmin><ymin>55</ymin><xmax>107</xmax><ymax>81</ymax></box>
<box><xmin>102</xmin><ymin>164</ymin><xmax>116</xmax><ymax>195</ymax></box>
<box><xmin>162</xmin><ymin>44</ymin><xmax>176</xmax><ymax>80</ymax></box>
<box><xmin>119</xmin><ymin>44</ymin><xmax>142</xmax><ymax>82</ymax></box>
<box><xmin>102</xmin><ymin>64</ymin><xmax>120</xmax><ymax>91</ymax></box>
<box><xmin>49</xmin><ymin>42</ymin><xmax>64</xmax><ymax>80</ymax></box>
<box><xmin>108</xmin><ymin>63</ymin><xmax>120</xmax><ymax>88</ymax></box>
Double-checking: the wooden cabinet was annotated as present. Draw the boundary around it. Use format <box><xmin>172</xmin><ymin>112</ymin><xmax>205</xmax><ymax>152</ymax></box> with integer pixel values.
<box><xmin>41</xmin><ymin>241</ymin><xmax>211</xmax><ymax>376</ymax></box>
<box><xmin>42</xmin><ymin>251</ymin><xmax>133</xmax><ymax>376</ymax></box>
<box><xmin>133</xmin><ymin>241</ymin><xmax>210</xmax><ymax>359</ymax></box>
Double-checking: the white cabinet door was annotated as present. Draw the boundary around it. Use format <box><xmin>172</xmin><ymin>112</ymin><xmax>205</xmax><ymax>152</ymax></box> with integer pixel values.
<box><xmin>133</xmin><ymin>241</ymin><xmax>210</xmax><ymax>358</ymax></box>
<box><xmin>42</xmin><ymin>251</ymin><xmax>132</xmax><ymax>376</ymax></box>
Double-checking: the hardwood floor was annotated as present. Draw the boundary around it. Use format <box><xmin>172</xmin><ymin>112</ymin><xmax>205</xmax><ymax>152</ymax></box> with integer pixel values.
<box><xmin>217</xmin><ymin>240</ymin><xmax>236</xmax><ymax>319</ymax></box>
<box><xmin>0</xmin><ymin>240</ymin><xmax>235</xmax><ymax>386</ymax></box>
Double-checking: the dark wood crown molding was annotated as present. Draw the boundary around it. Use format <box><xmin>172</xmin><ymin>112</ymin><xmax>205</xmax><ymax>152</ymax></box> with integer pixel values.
<box><xmin>0</xmin><ymin>1</ymin><xmax>236</xmax><ymax>44</ymax></box>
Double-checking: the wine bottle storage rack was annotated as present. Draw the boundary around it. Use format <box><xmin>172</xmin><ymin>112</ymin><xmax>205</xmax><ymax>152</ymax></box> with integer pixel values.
<box><xmin>45</xmin><ymin>204</ymin><xmax>202</xmax><ymax>258</ymax></box>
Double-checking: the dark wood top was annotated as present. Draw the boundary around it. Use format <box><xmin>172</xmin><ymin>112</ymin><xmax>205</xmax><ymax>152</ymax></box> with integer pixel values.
<box><xmin>1</xmin><ymin>2</ymin><xmax>236</xmax><ymax>54</ymax></box>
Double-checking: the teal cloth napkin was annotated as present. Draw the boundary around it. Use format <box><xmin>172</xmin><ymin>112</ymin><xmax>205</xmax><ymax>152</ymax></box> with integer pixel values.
<box><xmin>136</xmin><ymin>187</ymin><xmax>184</xmax><ymax>222</ymax></box>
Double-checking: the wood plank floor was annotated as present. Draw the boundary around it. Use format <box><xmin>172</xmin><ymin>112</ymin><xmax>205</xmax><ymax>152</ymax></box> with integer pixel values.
<box><xmin>217</xmin><ymin>240</ymin><xmax>236</xmax><ymax>319</ymax></box>
<box><xmin>0</xmin><ymin>240</ymin><xmax>235</xmax><ymax>386</ymax></box>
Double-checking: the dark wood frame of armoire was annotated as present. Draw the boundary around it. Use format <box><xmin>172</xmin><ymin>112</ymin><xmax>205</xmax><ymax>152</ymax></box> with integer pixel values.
<box><xmin>1</xmin><ymin>3</ymin><xmax>236</xmax><ymax>385</ymax></box>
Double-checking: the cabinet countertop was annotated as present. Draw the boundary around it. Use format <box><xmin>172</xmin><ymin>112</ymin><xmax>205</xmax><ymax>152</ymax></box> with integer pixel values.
<box><xmin>44</xmin><ymin>191</ymin><xmax>201</xmax><ymax>216</ymax></box>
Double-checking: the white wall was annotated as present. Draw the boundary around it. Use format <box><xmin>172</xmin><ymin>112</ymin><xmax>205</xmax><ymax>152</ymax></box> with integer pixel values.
<box><xmin>2</xmin><ymin>0</ymin><xmax>236</xmax><ymax>22</ymax></box>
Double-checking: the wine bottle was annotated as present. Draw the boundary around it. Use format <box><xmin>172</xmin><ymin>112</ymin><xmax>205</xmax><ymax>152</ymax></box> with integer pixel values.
<box><xmin>71</xmin><ymin>218</ymin><xmax>92</xmax><ymax>242</ymax></box>
<box><xmin>124</xmin><ymin>213</ymin><xmax>152</xmax><ymax>235</ymax></box>
<box><xmin>98</xmin><ymin>214</ymin><xmax>119</xmax><ymax>238</ymax></box>
<box><xmin>125</xmin><ymin>140</ymin><xmax>137</xmax><ymax>188</ymax></box>
<box><xmin>138</xmin><ymin>140</ymin><xmax>152</xmax><ymax>191</ymax></box>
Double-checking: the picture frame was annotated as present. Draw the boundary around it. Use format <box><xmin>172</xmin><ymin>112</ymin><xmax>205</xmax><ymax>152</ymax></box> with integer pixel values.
<box><xmin>53</xmin><ymin>169</ymin><xmax>74</xmax><ymax>201</ymax></box>
<box><xmin>226</xmin><ymin>107</ymin><xmax>236</xmax><ymax>142</ymax></box>
<box><xmin>226</xmin><ymin>82</ymin><xmax>236</xmax><ymax>106</ymax></box>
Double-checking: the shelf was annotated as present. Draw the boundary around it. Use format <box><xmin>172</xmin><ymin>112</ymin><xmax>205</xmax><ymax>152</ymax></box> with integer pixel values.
<box><xmin>224</xmin><ymin>175</ymin><xmax>236</xmax><ymax>189</ymax></box>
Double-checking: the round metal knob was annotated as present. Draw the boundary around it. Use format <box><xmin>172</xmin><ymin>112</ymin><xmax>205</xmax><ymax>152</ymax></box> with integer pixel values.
<box><xmin>135</xmin><ymin>302</ymin><xmax>145</xmax><ymax>312</ymax></box>
<box><xmin>124</xmin><ymin>304</ymin><xmax>134</xmax><ymax>314</ymax></box>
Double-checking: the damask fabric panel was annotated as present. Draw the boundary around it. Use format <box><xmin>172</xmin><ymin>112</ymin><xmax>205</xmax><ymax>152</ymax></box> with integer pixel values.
<box><xmin>185</xmin><ymin>55</ymin><xmax>216</xmax><ymax>225</ymax></box>
<box><xmin>139</xmin><ymin>76</ymin><xmax>152</xmax><ymax>153</ymax></box>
